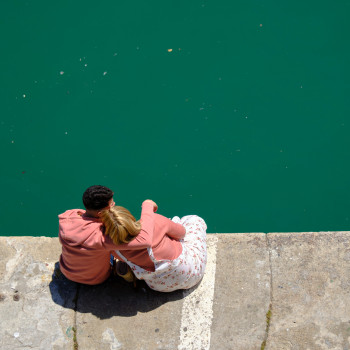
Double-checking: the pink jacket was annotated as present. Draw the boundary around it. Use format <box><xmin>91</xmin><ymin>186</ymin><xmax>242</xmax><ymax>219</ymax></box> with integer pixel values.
<box><xmin>116</xmin><ymin>213</ymin><xmax>186</xmax><ymax>271</ymax></box>
<box><xmin>58</xmin><ymin>201</ymin><xmax>154</xmax><ymax>285</ymax></box>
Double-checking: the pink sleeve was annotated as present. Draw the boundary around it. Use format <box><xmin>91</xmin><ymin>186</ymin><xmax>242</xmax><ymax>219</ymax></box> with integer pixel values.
<box><xmin>101</xmin><ymin>201</ymin><xmax>154</xmax><ymax>251</ymax></box>
<box><xmin>161</xmin><ymin>215</ymin><xmax>186</xmax><ymax>240</ymax></box>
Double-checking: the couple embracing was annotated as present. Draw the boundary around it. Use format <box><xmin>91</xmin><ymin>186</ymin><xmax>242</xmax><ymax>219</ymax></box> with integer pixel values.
<box><xmin>58</xmin><ymin>185</ymin><xmax>207</xmax><ymax>292</ymax></box>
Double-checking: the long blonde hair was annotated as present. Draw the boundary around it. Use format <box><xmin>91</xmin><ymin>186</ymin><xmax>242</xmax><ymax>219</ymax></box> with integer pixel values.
<box><xmin>100</xmin><ymin>206</ymin><xmax>141</xmax><ymax>245</ymax></box>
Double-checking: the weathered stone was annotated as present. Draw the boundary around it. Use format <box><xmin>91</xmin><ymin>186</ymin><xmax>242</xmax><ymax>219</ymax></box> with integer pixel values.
<box><xmin>2</xmin><ymin>232</ymin><xmax>350</xmax><ymax>349</ymax></box>
<box><xmin>266</xmin><ymin>231</ymin><xmax>350</xmax><ymax>350</ymax></box>
<box><xmin>75</xmin><ymin>278</ymin><xmax>185</xmax><ymax>350</ymax></box>
<box><xmin>0</xmin><ymin>237</ymin><xmax>77</xmax><ymax>350</ymax></box>
<box><xmin>210</xmin><ymin>233</ymin><xmax>271</xmax><ymax>350</ymax></box>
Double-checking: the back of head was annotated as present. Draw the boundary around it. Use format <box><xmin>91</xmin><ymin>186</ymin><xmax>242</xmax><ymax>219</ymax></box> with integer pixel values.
<box><xmin>100</xmin><ymin>206</ymin><xmax>141</xmax><ymax>245</ymax></box>
<box><xmin>82</xmin><ymin>185</ymin><xmax>114</xmax><ymax>210</ymax></box>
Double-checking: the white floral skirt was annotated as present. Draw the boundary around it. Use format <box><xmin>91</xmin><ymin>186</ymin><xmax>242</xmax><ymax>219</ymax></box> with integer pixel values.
<box><xmin>116</xmin><ymin>215</ymin><xmax>207</xmax><ymax>292</ymax></box>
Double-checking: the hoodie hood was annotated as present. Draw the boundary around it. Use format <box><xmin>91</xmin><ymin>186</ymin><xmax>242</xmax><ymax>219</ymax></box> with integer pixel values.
<box><xmin>58</xmin><ymin>209</ymin><xmax>103</xmax><ymax>247</ymax></box>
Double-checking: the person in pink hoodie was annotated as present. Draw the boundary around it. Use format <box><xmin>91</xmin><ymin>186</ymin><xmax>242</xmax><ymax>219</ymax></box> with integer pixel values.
<box><xmin>58</xmin><ymin>185</ymin><xmax>157</xmax><ymax>285</ymax></box>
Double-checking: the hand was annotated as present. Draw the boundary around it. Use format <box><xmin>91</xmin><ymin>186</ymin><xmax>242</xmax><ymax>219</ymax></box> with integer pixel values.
<box><xmin>143</xmin><ymin>199</ymin><xmax>158</xmax><ymax>212</ymax></box>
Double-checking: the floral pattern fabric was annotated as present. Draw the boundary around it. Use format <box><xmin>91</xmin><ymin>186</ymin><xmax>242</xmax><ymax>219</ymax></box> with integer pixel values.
<box><xmin>116</xmin><ymin>215</ymin><xmax>207</xmax><ymax>292</ymax></box>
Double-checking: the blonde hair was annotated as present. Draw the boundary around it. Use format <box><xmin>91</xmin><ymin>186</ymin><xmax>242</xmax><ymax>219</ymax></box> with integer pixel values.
<box><xmin>100</xmin><ymin>206</ymin><xmax>141</xmax><ymax>245</ymax></box>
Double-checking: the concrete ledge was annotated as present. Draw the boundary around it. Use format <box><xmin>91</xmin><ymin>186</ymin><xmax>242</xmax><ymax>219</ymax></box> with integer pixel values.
<box><xmin>210</xmin><ymin>233</ymin><xmax>270</xmax><ymax>350</ymax></box>
<box><xmin>0</xmin><ymin>232</ymin><xmax>349</xmax><ymax>350</ymax></box>
<box><xmin>266</xmin><ymin>232</ymin><xmax>350</xmax><ymax>350</ymax></box>
<box><xmin>0</xmin><ymin>237</ymin><xmax>76</xmax><ymax>350</ymax></box>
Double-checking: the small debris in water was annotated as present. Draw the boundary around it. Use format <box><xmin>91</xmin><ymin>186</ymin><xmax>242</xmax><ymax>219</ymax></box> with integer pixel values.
<box><xmin>103</xmin><ymin>71</ymin><xmax>107</xmax><ymax>76</ymax></box>
<box><xmin>167</xmin><ymin>49</ymin><xmax>173</xmax><ymax>52</ymax></box>
<box><xmin>23</xmin><ymin>94</ymin><xmax>26</xmax><ymax>98</ymax></box>
<box><xmin>65</xmin><ymin>131</ymin><xmax>68</xmax><ymax>135</ymax></box>
<box><xmin>260</xmin><ymin>24</ymin><xmax>263</xmax><ymax>27</ymax></box>
<box><xmin>60</xmin><ymin>71</ymin><xmax>64</xmax><ymax>75</ymax></box>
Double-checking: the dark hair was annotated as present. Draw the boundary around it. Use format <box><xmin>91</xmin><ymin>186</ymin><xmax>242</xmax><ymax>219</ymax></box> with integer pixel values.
<box><xmin>82</xmin><ymin>185</ymin><xmax>114</xmax><ymax>210</ymax></box>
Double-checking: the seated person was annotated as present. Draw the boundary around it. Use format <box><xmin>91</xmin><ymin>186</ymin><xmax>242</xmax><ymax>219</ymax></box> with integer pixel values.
<box><xmin>100</xmin><ymin>200</ymin><xmax>207</xmax><ymax>292</ymax></box>
<box><xmin>58</xmin><ymin>185</ymin><xmax>155</xmax><ymax>285</ymax></box>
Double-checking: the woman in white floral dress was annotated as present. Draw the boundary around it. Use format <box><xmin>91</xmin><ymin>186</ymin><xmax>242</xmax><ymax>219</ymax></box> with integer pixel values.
<box><xmin>100</xmin><ymin>200</ymin><xmax>207</xmax><ymax>292</ymax></box>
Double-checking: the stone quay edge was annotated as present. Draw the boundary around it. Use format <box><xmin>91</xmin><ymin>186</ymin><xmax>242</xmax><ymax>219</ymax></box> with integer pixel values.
<box><xmin>0</xmin><ymin>231</ymin><xmax>349</xmax><ymax>350</ymax></box>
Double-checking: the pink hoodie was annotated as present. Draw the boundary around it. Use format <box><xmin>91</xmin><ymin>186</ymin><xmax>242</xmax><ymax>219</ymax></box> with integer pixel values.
<box><xmin>58</xmin><ymin>201</ymin><xmax>154</xmax><ymax>285</ymax></box>
<box><xmin>117</xmin><ymin>213</ymin><xmax>186</xmax><ymax>271</ymax></box>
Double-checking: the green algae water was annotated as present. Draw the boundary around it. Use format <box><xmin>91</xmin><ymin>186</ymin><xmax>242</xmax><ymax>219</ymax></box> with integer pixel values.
<box><xmin>1</xmin><ymin>1</ymin><xmax>349</xmax><ymax>236</ymax></box>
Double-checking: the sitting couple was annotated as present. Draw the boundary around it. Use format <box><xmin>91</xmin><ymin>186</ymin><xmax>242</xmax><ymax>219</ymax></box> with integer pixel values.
<box><xmin>58</xmin><ymin>185</ymin><xmax>207</xmax><ymax>292</ymax></box>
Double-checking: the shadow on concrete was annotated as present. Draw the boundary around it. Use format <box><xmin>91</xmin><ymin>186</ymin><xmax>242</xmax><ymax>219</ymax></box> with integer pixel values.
<box><xmin>49</xmin><ymin>262</ymin><xmax>187</xmax><ymax>320</ymax></box>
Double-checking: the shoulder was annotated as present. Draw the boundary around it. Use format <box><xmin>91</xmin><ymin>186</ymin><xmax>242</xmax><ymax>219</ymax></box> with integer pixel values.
<box><xmin>58</xmin><ymin>209</ymin><xmax>86</xmax><ymax>219</ymax></box>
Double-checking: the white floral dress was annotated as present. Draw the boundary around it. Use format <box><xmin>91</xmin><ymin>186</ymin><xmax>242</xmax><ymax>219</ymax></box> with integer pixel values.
<box><xmin>116</xmin><ymin>215</ymin><xmax>207</xmax><ymax>292</ymax></box>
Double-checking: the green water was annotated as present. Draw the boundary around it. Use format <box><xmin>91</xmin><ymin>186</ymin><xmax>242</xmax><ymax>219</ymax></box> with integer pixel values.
<box><xmin>1</xmin><ymin>1</ymin><xmax>349</xmax><ymax>236</ymax></box>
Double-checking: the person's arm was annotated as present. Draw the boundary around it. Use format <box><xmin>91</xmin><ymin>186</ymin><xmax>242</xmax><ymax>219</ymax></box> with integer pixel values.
<box><xmin>165</xmin><ymin>218</ymin><xmax>186</xmax><ymax>240</ymax></box>
<box><xmin>102</xmin><ymin>200</ymin><xmax>157</xmax><ymax>250</ymax></box>
<box><xmin>153</xmin><ymin>214</ymin><xmax>186</xmax><ymax>240</ymax></box>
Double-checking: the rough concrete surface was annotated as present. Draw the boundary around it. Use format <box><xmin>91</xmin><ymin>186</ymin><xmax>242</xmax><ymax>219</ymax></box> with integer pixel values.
<box><xmin>0</xmin><ymin>237</ymin><xmax>76</xmax><ymax>350</ymax></box>
<box><xmin>0</xmin><ymin>232</ymin><xmax>350</xmax><ymax>350</ymax></box>
<box><xmin>76</xmin><ymin>281</ymin><xmax>184</xmax><ymax>350</ymax></box>
<box><xmin>266</xmin><ymin>231</ymin><xmax>350</xmax><ymax>350</ymax></box>
<box><xmin>210</xmin><ymin>233</ymin><xmax>270</xmax><ymax>350</ymax></box>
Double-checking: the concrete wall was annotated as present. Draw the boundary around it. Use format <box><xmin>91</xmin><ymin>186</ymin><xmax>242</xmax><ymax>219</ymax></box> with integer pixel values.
<box><xmin>1</xmin><ymin>232</ymin><xmax>349</xmax><ymax>350</ymax></box>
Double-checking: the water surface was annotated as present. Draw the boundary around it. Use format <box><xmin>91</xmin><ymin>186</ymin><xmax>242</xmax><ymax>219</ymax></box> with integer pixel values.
<box><xmin>1</xmin><ymin>1</ymin><xmax>349</xmax><ymax>235</ymax></box>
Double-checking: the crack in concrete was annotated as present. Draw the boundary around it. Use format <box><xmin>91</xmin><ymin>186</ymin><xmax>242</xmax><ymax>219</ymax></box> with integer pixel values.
<box><xmin>72</xmin><ymin>284</ymin><xmax>80</xmax><ymax>350</ymax></box>
<box><xmin>261</xmin><ymin>233</ymin><xmax>274</xmax><ymax>350</ymax></box>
